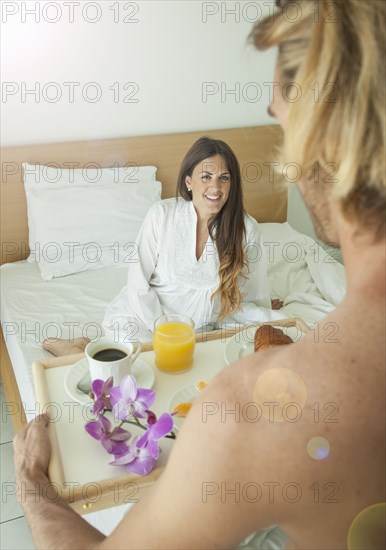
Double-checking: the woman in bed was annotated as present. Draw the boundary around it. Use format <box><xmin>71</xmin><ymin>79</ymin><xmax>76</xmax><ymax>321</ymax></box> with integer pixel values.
<box><xmin>44</xmin><ymin>137</ymin><xmax>281</xmax><ymax>354</ymax></box>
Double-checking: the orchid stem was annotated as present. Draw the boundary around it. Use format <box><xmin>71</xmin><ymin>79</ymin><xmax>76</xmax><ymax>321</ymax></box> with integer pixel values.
<box><xmin>121</xmin><ymin>419</ymin><xmax>148</xmax><ymax>431</ymax></box>
<box><xmin>102</xmin><ymin>412</ymin><xmax>177</xmax><ymax>439</ymax></box>
<box><xmin>120</xmin><ymin>419</ymin><xmax>176</xmax><ymax>439</ymax></box>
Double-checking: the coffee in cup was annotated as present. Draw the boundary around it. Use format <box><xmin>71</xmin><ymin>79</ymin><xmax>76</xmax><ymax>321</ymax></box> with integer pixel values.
<box><xmin>85</xmin><ymin>337</ymin><xmax>142</xmax><ymax>384</ymax></box>
<box><xmin>92</xmin><ymin>349</ymin><xmax>128</xmax><ymax>362</ymax></box>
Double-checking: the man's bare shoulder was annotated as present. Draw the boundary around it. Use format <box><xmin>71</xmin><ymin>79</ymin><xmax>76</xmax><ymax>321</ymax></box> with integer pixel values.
<box><xmin>198</xmin><ymin>313</ymin><xmax>385</xmax><ymax>547</ymax></box>
<box><xmin>212</xmin><ymin>312</ymin><xmax>385</xmax><ymax>478</ymax></box>
<box><xmin>104</xmin><ymin>312</ymin><xmax>384</xmax><ymax>549</ymax></box>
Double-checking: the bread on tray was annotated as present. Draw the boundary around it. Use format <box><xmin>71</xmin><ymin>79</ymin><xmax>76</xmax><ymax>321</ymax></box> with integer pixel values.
<box><xmin>254</xmin><ymin>325</ymin><xmax>294</xmax><ymax>352</ymax></box>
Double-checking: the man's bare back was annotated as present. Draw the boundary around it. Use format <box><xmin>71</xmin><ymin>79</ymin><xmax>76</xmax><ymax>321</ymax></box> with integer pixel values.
<box><xmin>90</xmin><ymin>228</ymin><xmax>384</xmax><ymax>549</ymax></box>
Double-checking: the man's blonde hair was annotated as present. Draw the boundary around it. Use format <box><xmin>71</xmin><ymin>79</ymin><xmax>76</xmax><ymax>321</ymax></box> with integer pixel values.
<box><xmin>251</xmin><ymin>0</ymin><xmax>385</xmax><ymax>238</ymax></box>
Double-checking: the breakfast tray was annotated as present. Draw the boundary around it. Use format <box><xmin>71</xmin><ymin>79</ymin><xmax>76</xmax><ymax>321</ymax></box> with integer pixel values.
<box><xmin>32</xmin><ymin>318</ymin><xmax>308</xmax><ymax>514</ymax></box>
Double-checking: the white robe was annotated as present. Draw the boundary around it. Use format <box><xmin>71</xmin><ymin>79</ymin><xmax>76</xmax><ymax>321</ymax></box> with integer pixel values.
<box><xmin>103</xmin><ymin>198</ymin><xmax>272</xmax><ymax>342</ymax></box>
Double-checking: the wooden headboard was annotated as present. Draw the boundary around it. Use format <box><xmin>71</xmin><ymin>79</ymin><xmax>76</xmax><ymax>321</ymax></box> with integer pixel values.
<box><xmin>0</xmin><ymin>124</ymin><xmax>286</xmax><ymax>264</ymax></box>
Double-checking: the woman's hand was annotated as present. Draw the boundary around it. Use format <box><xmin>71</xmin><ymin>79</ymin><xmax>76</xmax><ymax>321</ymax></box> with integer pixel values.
<box><xmin>271</xmin><ymin>299</ymin><xmax>284</xmax><ymax>310</ymax></box>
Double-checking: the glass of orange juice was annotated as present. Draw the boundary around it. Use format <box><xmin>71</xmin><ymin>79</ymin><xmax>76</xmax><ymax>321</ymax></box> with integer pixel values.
<box><xmin>153</xmin><ymin>314</ymin><xmax>195</xmax><ymax>373</ymax></box>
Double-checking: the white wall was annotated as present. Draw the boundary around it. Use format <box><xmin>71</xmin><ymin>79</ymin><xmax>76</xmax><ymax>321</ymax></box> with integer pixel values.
<box><xmin>1</xmin><ymin>0</ymin><xmax>278</xmax><ymax>146</ymax></box>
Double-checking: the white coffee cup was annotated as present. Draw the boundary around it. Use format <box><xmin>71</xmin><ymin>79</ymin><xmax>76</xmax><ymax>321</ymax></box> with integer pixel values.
<box><xmin>85</xmin><ymin>337</ymin><xmax>142</xmax><ymax>384</ymax></box>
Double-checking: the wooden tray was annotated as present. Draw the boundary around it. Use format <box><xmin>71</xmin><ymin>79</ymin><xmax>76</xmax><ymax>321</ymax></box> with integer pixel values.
<box><xmin>32</xmin><ymin>319</ymin><xmax>309</xmax><ymax>515</ymax></box>
<box><xmin>31</xmin><ymin>327</ymin><xmax>246</xmax><ymax>515</ymax></box>
<box><xmin>32</xmin><ymin>352</ymin><xmax>158</xmax><ymax>514</ymax></box>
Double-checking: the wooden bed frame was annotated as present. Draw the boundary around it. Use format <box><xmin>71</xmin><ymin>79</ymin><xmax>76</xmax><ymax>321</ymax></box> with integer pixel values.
<box><xmin>0</xmin><ymin>124</ymin><xmax>286</xmax><ymax>432</ymax></box>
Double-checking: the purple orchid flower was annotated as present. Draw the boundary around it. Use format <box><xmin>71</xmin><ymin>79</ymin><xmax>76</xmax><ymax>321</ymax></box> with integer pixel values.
<box><xmin>85</xmin><ymin>415</ymin><xmax>131</xmax><ymax>455</ymax></box>
<box><xmin>110</xmin><ymin>375</ymin><xmax>156</xmax><ymax>421</ymax></box>
<box><xmin>146</xmin><ymin>410</ymin><xmax>157</xmax><ymax>426</ymax></box>
<box><xmin>136</xmin><ymin>413</ymin><xmax>174</xmax><ymax>460</ymax></box>
<box><xmin>91</xmin><ymin>377</ymin><xmax>113</xmax><ymax>417</ymax></box>
<box><xmin>110</xmin><ymin>436</ymin><xmax>156</xmax><ymax>476</ymax></box>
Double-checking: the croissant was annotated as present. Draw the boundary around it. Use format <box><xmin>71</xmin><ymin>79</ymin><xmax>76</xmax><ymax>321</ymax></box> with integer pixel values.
<box><xmin>254</xmin><ymin>325</ymin><xmax>293</xmax><ymax>352</ymax></box>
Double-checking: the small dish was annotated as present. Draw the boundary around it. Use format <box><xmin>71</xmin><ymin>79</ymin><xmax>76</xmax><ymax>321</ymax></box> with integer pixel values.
<box><xmin>168</xmin><ymin>384</ymin><xmax>200</xmax><ymax>431</ymax></box>
<box><xmin>64</xmin><ymin>357</ymin><xmax>155</xmax><ymax>404</ymax></box>
<box><xmin>224</xmin><ymin>325</ymin><xmax>304</xmax><ymax>365</ymax></box>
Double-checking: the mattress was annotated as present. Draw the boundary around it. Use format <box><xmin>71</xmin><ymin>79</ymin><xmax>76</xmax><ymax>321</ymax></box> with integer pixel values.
<box><xmin>0</xmin><ymin>223</ymin><xmax>346</xmax><ymax>422</ymax></box>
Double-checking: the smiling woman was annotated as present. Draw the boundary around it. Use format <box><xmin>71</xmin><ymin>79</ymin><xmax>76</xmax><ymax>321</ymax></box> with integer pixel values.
<box><xmin>176</xmin><ymin>137</ymin><xmax>247</xmax><ymax>320</ymax></box>
<box><xmin>44</xmin><ymin>136</ymin><xmax>273</xmax><ymax>355</ymax></box>
<box><xmin>99</xmin><ymin>136</ymin><xmax>272</xmax><ymax>344</ymax></box>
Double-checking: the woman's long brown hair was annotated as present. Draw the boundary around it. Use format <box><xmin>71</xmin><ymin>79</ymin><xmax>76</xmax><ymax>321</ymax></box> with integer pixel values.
<box><xmin>176</xmin><ymin>137</ymin><xmax>247</xmax><ymax>319</ymax></box>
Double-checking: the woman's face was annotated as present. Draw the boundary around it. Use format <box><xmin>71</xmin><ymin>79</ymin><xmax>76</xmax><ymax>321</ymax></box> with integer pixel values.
<box><xmin>185</xmin><ymin>154</ymin><xmax>231</xmax><ymax>222</ymax></box>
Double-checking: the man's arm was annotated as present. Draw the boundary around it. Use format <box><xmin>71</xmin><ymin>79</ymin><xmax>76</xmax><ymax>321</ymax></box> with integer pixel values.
<box><xmin>13</xmin><ymin>415</ymin><xmax>105</xmax><ymax>550</ymax></box>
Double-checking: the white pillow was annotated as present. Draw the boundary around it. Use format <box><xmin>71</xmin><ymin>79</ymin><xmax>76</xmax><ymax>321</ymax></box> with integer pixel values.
<box><xmin>23</xmin><ymin>163</ymin><xmax>157</xmax><ymax>262</ymax></box>
<box><xmin>259</xmin><ymin>222</ymin><xmax>346</xmax><ymax>305</ymax></box>
<box><xmin>259</xmin><ymin>222</ymin><xmax>299</xmax><ymax>246</ymax></box>
<box><xmin>29</xmin><ymin>180</ymin><xmax>162</xmax><ymax>280</ymax></box>
<box><xmin>306</xmin><ymin>245</ymin><xmax>346</xmax><ymax>305</ymax></box>
<box><xmin>259</xmin><ymin>223</ymin><xmax>318</xmax><ymax>299</ymax></box>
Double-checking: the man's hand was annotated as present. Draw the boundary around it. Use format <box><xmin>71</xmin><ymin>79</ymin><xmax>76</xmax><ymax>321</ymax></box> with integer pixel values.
<box><xmin>13</xmin><ymin>414</ymin><xmax>52</xmax><ymax>488</ymax></box>
<box><xmin>271</xmin><ymin>298</ymin><xmax>284</xmax><ymax>310</ymax></box>
<box><xmin>12</xmin><ymin>414</ymin><xmax>105</xmax><ymax>548</ymax></box>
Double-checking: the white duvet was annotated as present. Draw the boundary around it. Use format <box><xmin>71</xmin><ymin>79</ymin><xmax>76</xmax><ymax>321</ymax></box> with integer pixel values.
<box><xmin>260</xmin><ymin>223</ymin><xmax>345</xmax><ymax>326</ymax></box>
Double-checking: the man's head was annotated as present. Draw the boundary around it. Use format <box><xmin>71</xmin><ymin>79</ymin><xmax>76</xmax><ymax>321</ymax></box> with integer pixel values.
<box><xmin>251</xmin><ymin>0</ymin><xmax>385</xmax><ymax>244</ymax></box>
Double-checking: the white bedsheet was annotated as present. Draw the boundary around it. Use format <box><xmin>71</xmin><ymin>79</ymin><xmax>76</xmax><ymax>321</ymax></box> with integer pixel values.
<box><xmin>0</xmin><ymin>223</ymin><xmax>346</xmax><ymax>421</ymax></box>
<box><xmin>0</xmin><ymin>262</ymin><xmax>128</xmax><ymax>419</ymax></box>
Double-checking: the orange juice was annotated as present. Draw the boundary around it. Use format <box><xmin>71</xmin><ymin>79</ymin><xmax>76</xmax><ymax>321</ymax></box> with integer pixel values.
<box><xmin>153</xmin><ymin>320</ymin><xmax>195</xmax><ymax>373</ymax></box>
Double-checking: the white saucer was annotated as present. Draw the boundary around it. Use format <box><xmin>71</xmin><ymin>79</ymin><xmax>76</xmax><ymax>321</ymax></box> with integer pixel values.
<box><xmin>64</xmin><ymin>357</ymin><xmax>155</xmax><ymax>405</ymax></box>
<box><xmin>224</xmin><ymin>338</ymin><xmax>255</xmax><ymax>365</ymax></box>
<box><xmin>168</xmin><ymin>384</ymin><xmax>200</xmax><ymax>431</ymax></box>
<box><xmin>224</xmin><ymin>325</ymin><xmax>304</xmax><ymax>365</ymax></box>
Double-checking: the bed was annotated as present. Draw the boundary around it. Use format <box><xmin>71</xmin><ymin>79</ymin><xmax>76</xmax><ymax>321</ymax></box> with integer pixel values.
<box><xmin>0</xmin><ymin>124</ymin><xmax>346</xmax><ymax>433</ymax></box>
